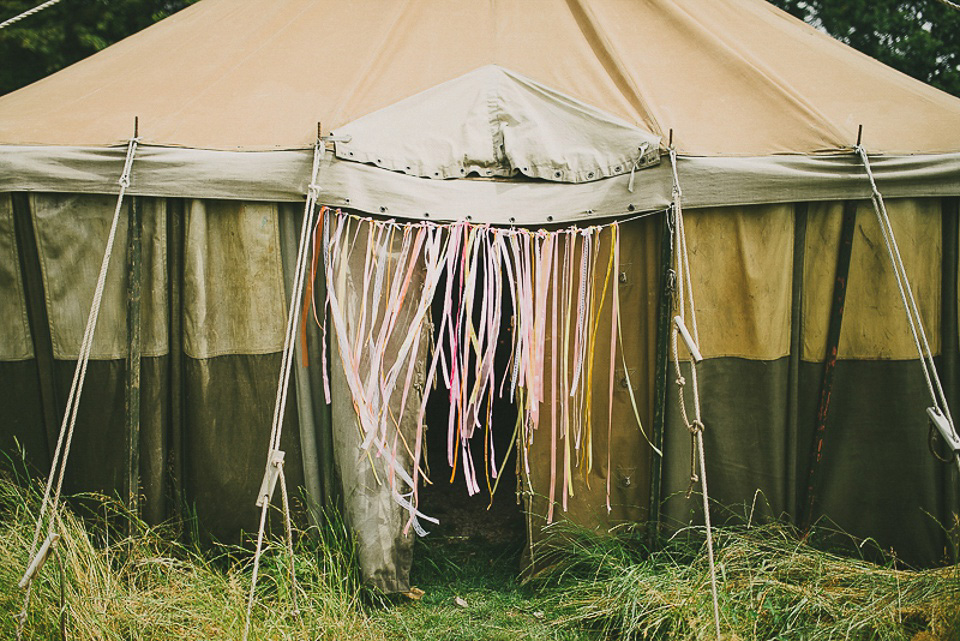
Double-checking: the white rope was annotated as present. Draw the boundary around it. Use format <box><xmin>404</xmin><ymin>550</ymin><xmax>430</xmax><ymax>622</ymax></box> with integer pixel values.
<box><xmin>855</xmin><ymin>146</ymin><xmax>960</xmax><ymax>473</ymax></box>
<box><xmin>17</xmin><ymin>135</ymin><xmax>139</xmax><ymax>639</ymax></box>
<box><xmin>0</xmin><ymin>0</ymin><xmax>64</xmax><ymax>30</ymax></box>
<box><xmin>667</xmin><ymin>147</ymin><xmax>722</xmax><ymax>640</ymax></box>
<box><xmin>243</xmin><ymin>138</ymin><xmax>323</xmax><ymax>641</ymax></box>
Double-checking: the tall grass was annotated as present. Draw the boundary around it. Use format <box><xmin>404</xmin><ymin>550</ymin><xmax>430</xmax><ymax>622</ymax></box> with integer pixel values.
<box><xmin>0</xmin><ymin>475</ymin><xmax>381</xmax><ymax>640</ymax></box>
<box><xmin>535</xmin><ymin>520</ymin><xmax>960</xmax><ymax>641</ymax></box>
<box><xmin>3</xmin><ymin>471</ymin><xmax>958</xmax><ymax>641</ymax></box>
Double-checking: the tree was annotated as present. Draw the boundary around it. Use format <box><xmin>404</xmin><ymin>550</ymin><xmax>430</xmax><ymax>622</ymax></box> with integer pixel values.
<box><xmin>769</xmin><ymin>0</ymin><xmax>960</xmax><ymax>97</ymax></box>
<box><xmin>0</xmin><ymin>0</ymin><xmax>195</xmax><ymax>95</ymax></box>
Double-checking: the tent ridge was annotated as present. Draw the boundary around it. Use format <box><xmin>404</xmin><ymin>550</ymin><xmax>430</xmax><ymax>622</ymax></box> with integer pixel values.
<box><xmin>666</xmin><ymin>0</ymin><xmax>850</xmax><ymax>151</ymax></box>
<box><xmin>563</xmin><ymin>0</ymin><xmax>665</xmax><ymax>139</ymax></box>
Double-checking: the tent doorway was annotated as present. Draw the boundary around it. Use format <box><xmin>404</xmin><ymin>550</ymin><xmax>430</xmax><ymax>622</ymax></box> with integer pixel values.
<box><xmin>417</xmin><ymin>266</ymin><xmax>526</xmax><ymax>548</ymax></box>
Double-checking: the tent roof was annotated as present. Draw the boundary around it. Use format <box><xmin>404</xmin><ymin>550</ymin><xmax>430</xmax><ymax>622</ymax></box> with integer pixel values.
<box><xmin>1</xmin><ymin>0</ymin><xmax>960</xmax><ymax>155</ymax></box>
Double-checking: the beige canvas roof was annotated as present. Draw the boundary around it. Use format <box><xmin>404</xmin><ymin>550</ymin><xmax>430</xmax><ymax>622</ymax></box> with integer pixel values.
<box><xmin>2</xmin><ymin>0</ymin><xmax>960</xmax><ymax>154</ymax></box>
<box><xmin>1</xmin><ymin>0</ymin><xmax>959</xmax><ymax>221</ymax></box>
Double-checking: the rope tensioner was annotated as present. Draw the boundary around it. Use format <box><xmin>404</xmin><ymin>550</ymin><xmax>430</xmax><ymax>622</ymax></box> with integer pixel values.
<box><xmin>674</xmin><ymin>315</ymin><xmax>702</xmax><ymax>363</ymax></box>
<box><xmin>256</xmin><ymin>449</ymin><xmax>286</xmax><ymax>508</ymax></box>
<box><xmin>17</xmin><ymin>532</ymin><xmax>59</xmax><ymax>590</ymax></box>
<box><xmin>928</xmin><ymin>408</ymin><xmax>960</xmax><ymax>453</ymax></box>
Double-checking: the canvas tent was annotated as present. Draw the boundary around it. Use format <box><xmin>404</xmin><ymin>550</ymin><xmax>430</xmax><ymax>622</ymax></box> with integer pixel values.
<box><xmin>1</xmin><ymin>0</ymin><xmax>959</xmax><ymax>595</ymax></box>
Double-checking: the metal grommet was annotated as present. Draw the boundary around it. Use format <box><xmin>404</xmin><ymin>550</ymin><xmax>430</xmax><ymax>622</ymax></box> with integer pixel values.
<box><xmin>376</xmin><ymin>158</ymin><xmax>382</xmax><ymax>164</ymax></box>
<box><xmin>587</xmin><ymin>171</ymin><xmax>595</xmax><ymax>179</ymax></box>
<box><xmin>460</xmin><ymin>168</ymin><xmax>465</xmax><ymax>174</ymax></box>
<box><xmin>466</xmin><ymin>215</ymin><xmax>473</xmax><ymax>221</ymax></box>
<box><xmin>434</xmin><ymin>172</ymin><xmax>440</xmax><ymax>177</ymax></box>
<box><xmin>406</xmin><ymin>166</ymin><xmax>412</xmax><ymax>171</ymax></box>
<box><xmin>615</xmin><ymin>165</ymin><xmax>622</xmax><ymax>172</ymax></box>
<box><xmin>509</xmin><ymin>217</ymin><xmax>516</xmax><ymax>223</ymax></box>
<box><xmin>627</xmin><ymin>204</ymin><xmax>635</xmax><ymax>212</ymax></box>
<box><xmin>379</xmin><ymin>206</ymin><xmax>387</xmax><ymax>213</ymax></box>
<box><xmin>554</xmin><ymin>171</ymin><xmax>562</xmax><ymax>178</ymax></box>
<box><xmin>348</xmin><ymin>151</ymin><xmax>354</xmax><ymax>156</ymax></box>
<box><xmin>344</xmin><ymin>198</ymin><xmax>350</xmax><ymax>204</ymax></box>
<box><xmin>424</xmin><ymin>212</ymin><xmax>430</xmax><ymax>218</ymax></box>
<box><xmin>547</xmin><ymin>215</ymin><xmax>554</xmax><ymax>222</ymax></box>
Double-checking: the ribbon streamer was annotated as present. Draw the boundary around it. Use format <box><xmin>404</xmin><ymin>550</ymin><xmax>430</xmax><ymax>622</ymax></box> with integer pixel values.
<box><xmin>316</xmin><ymin>210</ymin><xmax>661</xmax><ymax>529</ymax></box>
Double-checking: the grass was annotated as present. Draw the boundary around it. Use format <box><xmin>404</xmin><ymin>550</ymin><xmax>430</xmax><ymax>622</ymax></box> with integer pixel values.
<box><xmin>534</xmin><ymin>520</ymin><xmax>960</xmax><ymax>641</ymax></box>
<box><xmin>373</xmin><ymin>536</ymin><xmax>589</xmax><ymax>641</ymax></box>
<box><xmin>0</xmin><ymin>475</ymin><xmax>380</xmax><ymax>640</ymax></box>
<box><xmin>0</xmin><ymin>472</ymin><xmax>957</xmax><ymax>641</ymax></box>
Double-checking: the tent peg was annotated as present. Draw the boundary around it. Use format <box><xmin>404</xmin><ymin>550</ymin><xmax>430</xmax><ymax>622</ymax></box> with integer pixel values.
<box><xmin>255</xmin><ymin>449</ymin><xmax>285</xmax><ymax>507</ymax></box>
<box><xmin>927</xmin><ymin>407</ymin><xmax>960</xmax><ymax>452</ymax></box>
<box><xmin>134</xmin><ymin>116</ymin><xmax>139</xmax><ymax>138</ymax></box>
<box><xmin>18</xmin><ymin>532</ymin><xmax>59</xmax><ymax>589</ymax></box>
<box><xmin>856</xmin><ymin>124</ymin><xmax>863</xmax><ymax>147</ymax></box>
<box><xmin>674</xmin><ymin>315</ymin><xmax>703</xmax><ymax>363</ymax></box>
<box><xmin>668</xmin><ymin>128</ymin><xmax>674</xmax><ymax>148</ymax></box>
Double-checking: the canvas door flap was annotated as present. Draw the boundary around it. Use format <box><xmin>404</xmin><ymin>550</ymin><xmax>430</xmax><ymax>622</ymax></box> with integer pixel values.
<box><xmin>802</xmin><ymin>199</ymin><xmax>941</xmax><ymax>361</ymax></box>
<box><xmin>0</xmin><ymin>194</ymin><xmax>33</xmax><ymax>361</ymax></box>
<box><xmin>525</xmin><ymin>217</ymin><xmax>659</xmax><ymax>533</ymax></box>
<box><xmin>332</xmin><ymin>65</ymin><xmax>660</xmax><ymax>183</ymax></box>
<box><xmin>182</xmin><ymin>199</ymin><xmax>286</xmax><ymax>359</ymax></box>
<box><xmin>677</xmin><ymin>204</ymin><xmax>794</xmax><ymax>361</ymax></box>
<box><xmin>31</xmin><ymin>193</ymin><xmax>168</xmax><ymax>360</ymax></box>
<box><xmin>328</xmin><ymin>217</ymin><xmax>428</xmax><ymax>593</ymax></box>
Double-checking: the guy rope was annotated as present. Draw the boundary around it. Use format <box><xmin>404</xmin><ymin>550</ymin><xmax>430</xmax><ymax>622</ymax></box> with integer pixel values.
<box><xmin>855</xmin><ymin>142</ymin><xmax>960</xmax><ymax>475</ymax></box>
<box><xmin>668</xmin><ymin>146</ymin><xmax>723</xmax><ymax>640</ymax></box>
<box><xmin>241</xmin><ymin>129</ymin><xmax>329</xmax><ymax>641</ymax></box>
<box><xmin>16</xmin><ymin>128</ymin><xmax>140</xmax><ymax>640</ymax></box>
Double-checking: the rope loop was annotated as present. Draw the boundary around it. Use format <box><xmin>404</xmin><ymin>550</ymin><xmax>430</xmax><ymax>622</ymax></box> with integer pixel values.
<box><xmin>929</xmin><ymin>423</ymin><xmax>956</xmax><ymax>463</ymax></box>
<box><xmin>665</xmin><ymin>268</ymin><xmax>677</xmax><ymax>295</ymax></box>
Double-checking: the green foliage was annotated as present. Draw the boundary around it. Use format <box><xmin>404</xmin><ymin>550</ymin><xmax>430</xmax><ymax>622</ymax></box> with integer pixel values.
<box><xmin>0</xmin><ymin>0</ymin><xmax>196</xmax><ymax>95</ymax></box>
<box><xmin>770</xmin><ymin>0</ymin><xmax>960</xmax><ymax>97</ymax></box>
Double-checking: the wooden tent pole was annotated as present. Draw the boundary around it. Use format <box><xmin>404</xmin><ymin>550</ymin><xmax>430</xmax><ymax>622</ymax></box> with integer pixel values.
<box><xmin>167</xmin><ymin>199</ymin><xmax>185</xmax><ymax>529</ymax></box>
<box><xmin>125</xmin><ymin>195</ymin><xmax>143</xmax><ymax>526</ymax></box>
<box><xmin>800</xmin><ymin>200</ymin><xmax>858</xmax><ymax>532</ymax></box>
<box><xmin>941</xmin><ymin>196</ymin><xmax>959</xmax><ymax>563</ymax></box>
<box><xmin>648</xmin><ymin>206</ymin><xmax>675</xmax><ymax>549</ymax></box>
<box><xmin>786</xmin><ymin>203</ymin><xmax>808</xmax><ymax>518</ymax></box>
